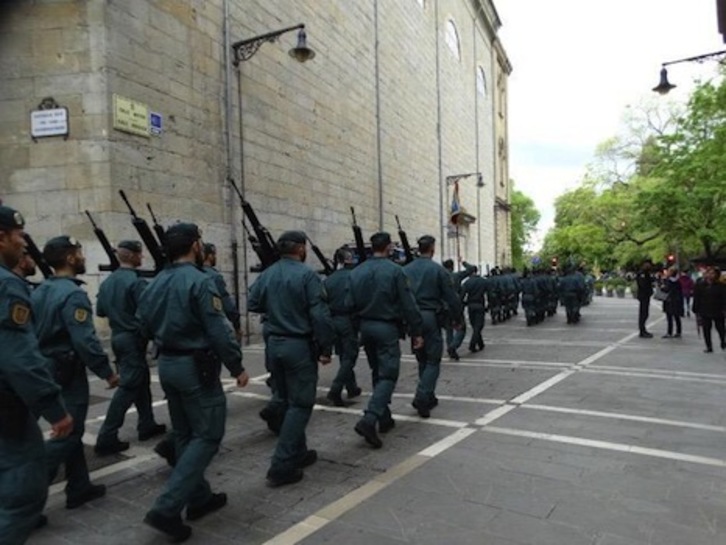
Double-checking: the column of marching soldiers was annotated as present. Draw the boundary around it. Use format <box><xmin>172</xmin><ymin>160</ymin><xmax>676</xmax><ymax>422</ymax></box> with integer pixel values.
<box><xmin>0</xmin><ymin>192</ymin><xmax>594</xmax><ymax>544</ymax></box>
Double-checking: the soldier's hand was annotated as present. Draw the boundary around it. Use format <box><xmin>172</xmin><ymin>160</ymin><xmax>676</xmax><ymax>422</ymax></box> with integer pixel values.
<box><xmin>236</xmin><ymin>371</ymin><xmax>250</xmax><ymax>388</ymax></box>
<box><xmin>106</xmin><ymin>374</ymin><xmax>120</xmax><ymax>389</ymax></box>
<box><xmin>234</xmin><ymin>329</ymin><xmax>243</xmax><ymax>343</ymax></box>
<box><xmin>412</xmin><ymin>336</ymin><xmax>424</xmax><ymax>350</ymax></box>
<box><xmin>50</xmin><ymin>414</ymin><xmax>73</xmax><ymax>439</ymax></box>
<box><xmin>319</xmin><ymin>355</ymin><xmax>332</xmax><ymax>366</ymax></box>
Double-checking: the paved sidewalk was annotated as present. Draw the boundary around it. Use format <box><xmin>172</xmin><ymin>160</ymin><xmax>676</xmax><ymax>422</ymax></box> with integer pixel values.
<box><xmin>30</xmin><ymin>298</ymin><xmax>726</xmax><ymax>545</ymax></box>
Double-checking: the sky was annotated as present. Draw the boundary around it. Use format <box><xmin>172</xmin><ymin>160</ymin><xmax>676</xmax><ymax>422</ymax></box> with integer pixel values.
<box><xmin>495</xmin><ymin>0</ymin><xmax>724</xmax><ymax>249</ymax></box>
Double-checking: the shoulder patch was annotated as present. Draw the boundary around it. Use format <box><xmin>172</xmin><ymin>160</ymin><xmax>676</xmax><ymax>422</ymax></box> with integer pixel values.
<box><xmin>212</xmin><ymin>296</ymin><xmax>223</xmax><ymax>312</ymax></box>
<box><xmin>11</xmin><ymin>303</ymin><xmax>30</xmax><ymax>326</ymax></box>
<box><xmin>74</xmin><ymin>308</ymin><xmax>89</xmax><ymax>323</ymax></box>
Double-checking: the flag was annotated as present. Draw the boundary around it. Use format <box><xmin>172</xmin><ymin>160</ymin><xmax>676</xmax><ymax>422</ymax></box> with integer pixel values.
<box><xmin>450</xmin><ymin>181</ymin><xmax>461</xmax><ymax>224</ymax></box>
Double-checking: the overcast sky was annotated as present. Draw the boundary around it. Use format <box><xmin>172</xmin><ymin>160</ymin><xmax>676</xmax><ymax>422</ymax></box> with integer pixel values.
<box><xmin>495</xmin><ymin>0</ymin><xmax>724</xmax><ymax>248</ymax></box>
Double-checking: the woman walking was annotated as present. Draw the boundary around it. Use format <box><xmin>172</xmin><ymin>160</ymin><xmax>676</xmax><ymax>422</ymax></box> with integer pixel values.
<box><xmin>661</xmin><ymin>267</ymin><xmax>683</xmax><ymax>338</ymax></box>
<box><xmin>692</xmin><ymin>266</ymin><xmax>726</xmax><ymax>353</ymax></box>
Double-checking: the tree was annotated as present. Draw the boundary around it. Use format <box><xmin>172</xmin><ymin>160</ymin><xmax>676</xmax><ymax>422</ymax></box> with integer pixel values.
<box><xmin>510</xmin><ymin>184</ymin><xmax>540</xmax><ymax>270</ymax></box>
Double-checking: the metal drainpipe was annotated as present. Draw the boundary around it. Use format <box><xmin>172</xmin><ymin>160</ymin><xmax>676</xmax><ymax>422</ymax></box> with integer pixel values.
<box><xmin>236</xmin><ymin>67</ymin><xmax>251</xmax><ymax>345</ymax></box>
<box><xmin>473</xmin><ymin>17</ymin><xmax>481</xmax><ymax>267</ymax></box>
<box><xmin>374</xmin><ymin>0</ymin><xmax>384</xmax><ymax>230</ymax></box>
<box><xmin>435</xmin><ymin>0</ymin><xmax>444</xmax><ymax>252</ymax></box>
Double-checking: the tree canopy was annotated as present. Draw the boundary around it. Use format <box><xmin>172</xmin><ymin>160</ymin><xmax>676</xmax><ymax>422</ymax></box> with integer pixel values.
<box><xmin>510</xmin><ymin>184</ymin><xmax>540</xmax><ymax>269</ymax></box>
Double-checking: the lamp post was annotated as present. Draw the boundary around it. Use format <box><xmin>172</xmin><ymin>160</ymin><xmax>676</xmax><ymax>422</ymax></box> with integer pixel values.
<box><xmin>229</xmin><ymin>24</ymin><xmax>315</xmax><ymax>343</ymax></box>
<box><xmin>652</xmin><ymin>49</ymin><xmax>726</xmax><ymax>95</ymax></box>
<box><xmin>445</xmin><ymin>172</ymin><xmax>483</xmax><ymax>268</ymax></box>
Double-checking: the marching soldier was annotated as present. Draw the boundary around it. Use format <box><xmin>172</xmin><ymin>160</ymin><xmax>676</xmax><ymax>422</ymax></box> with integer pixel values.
<box><xmin>0</xmin><ymin>206</ymin><xmax>73</xmax><ymax>544</ymax></box>
<box><xmin>137</xmin><ymin>223</ymin><xmax>248</xmax><ymax>541</ymax></box>
<box><xmin>248</xmin><ymin>230</ymin><xmax>335</xmax><ymax>486</ymax></box>
<box><xmin>349</xmin><ymin>232</ymin><xmax>423</xmax><ymax>448</ymax></box>
<box><xmin>324</xmin><ymin>248</ymin><xmax>362</xmax><ymax>406</ymax></box>
<box><xmin>202</xmin><ymin>243</ymin><xmax>242</xmax><ymax>340</ymax></box>
<box><xmin>559</xmin><ymin>265</ymin><xmax>586</xmax><ymax>324</ymax></box>
<box><xmin>404</xmin><ymin>236</ymin><xmax>460</xmax><ymax>418</ymax></box>
<box><xmin>94</xmin><ymin>240</ymin><xmax>166</xmax><ymax>456</ymax></box>
<box><xmin>32</xmin><ymin>236</ymin><xmax>119</xmax><ymax>510</ymax></box>
<box><xmin>442</xmin><ymin>259</ymin><xmax>476</xmax><ymax>359</ymax></box>
<box><xmin>461</xmin><ymin>266</ymin><xmax>488</xmax><ymax>352</ymax></box>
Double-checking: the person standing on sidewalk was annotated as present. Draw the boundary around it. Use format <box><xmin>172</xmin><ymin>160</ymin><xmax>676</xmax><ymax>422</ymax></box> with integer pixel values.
<box><xmin>0</xmin><ymin>206</ymin><xmax>73</xmax><ymax>544</ymax></box>
<box><xmin>94</xmin><ymin>240</ymin><xmax>166</xmax><ymax>457</ymax></box>
<box><xmin>32</xmin><ymin>236</ymin><xmax>119</xmax><ymax>510</ymax></box>
<box><xmin>660</xmin><ymin>267</ymin><xmax>684</xmax><ymax>338</ymax></box>
<box><xmin>679</xmin><ymin>270</ymin><xmax>695</xmax><ymax>318</ymax></box>
<box><xmin>692</xmin><ymin>266</ymin><xmax>726</xmax><ymax>353</ymax></box>
<box><xmin>324</xmin><ymin>248</ymin><xmax>362</xmax><ymax>406</ymax></box>
<box><xmin>248</xmin><ymin>230</ymin><xmax>335</xmax><ymax>487</ymax></box>
<box><xmin>138</xmin><ymin>223</ymin><xmax>248</xmax><ymax>541</ymax></box>
<box><xmin>404</xmin><ymin>236</ymin><xmax>461</xmax><ymax>418</ymax></box>
<box><xmin>636</xmin><ymin>259</ymin><xmax>655</xmax><ymax>338</ymax></box>
<box><xmin>350</xmin><ymin>232</ymin><xmax>423</xmax><ymax>449</ymax></box>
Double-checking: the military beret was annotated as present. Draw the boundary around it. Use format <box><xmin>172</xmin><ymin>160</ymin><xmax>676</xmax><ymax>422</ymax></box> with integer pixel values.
<box><xmin>277</xmin><ymin>230</ymin><xmax>307</xmax><ymax>244</ymax></box>
<box><xmin>370</xmin><ymin>231</ymin><xmax>391</xmax><ymax>247</ymax></box>
<box><xmin>117</xmin><ymin>240</ymin><xmax>142</xmax><ymax>253</ymax></box>
<box><xmin>202</xmin><ymin>242</ymin><xmax>217</xmax><ymax>254</ymax></box>
<box><xmin>44</xmin><ymin>235</ymin><xmax>81</xmax><ymax>253</ymax></box>
<box><xmin>0</xmin><ymin>205</ymin><xmax>24</xmax><ymax>231</ymax></box>
<box><xmin>165</xmin><ymin>223</ymin><xmax>202</xmax><ymax>243</ymax></box>
<box><xmin>417</xmin><ymin>235</ymin><xmax>436</xmax><ymax>246</ymax></box>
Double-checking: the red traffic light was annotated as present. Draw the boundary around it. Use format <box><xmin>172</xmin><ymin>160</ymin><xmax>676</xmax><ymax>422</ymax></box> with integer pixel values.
<box><xmin>667</xmin><ymin>254</ymin><xmax>675</xmax><ymax>263</ymax></box>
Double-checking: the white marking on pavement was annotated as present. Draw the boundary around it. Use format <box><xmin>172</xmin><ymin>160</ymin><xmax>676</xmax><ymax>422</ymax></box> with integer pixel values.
<box><xmin>418</xmin><ymin>428</ymin><xmax>477</xmax><ymax>457</ymax></box>
<box><xmin>580</xmin><ymin>368</ymin><xmax>726</xmax><ymax>386</ymax></box>
<box><xmin>482</xmin><ymin>426</ymin><xmax>726</xmax><ymax>467</ymax></box>
<box><xmin>508</xmin><ymin>370</ymin><xmax>576</xmax><ymax>405</ymax></box>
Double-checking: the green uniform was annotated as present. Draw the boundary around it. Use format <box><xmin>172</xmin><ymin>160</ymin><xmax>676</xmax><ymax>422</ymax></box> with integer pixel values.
<box><xmin>0</xmin><ymin>266</ymin><xmax>67</xmax><ymax>545</ymax></box>
<box><xmin>248</xmin><ymin>257</ymin><xmax>334</xmax><ymax>476</ymax></box>
<box><xmin>445</xmin><ymin>262</ymin><xmax>476</xmax><ymax>352</ymax></box>
<box><xmin>137</xmin><ymin>262</ymin><xmax>243</xmax><ymax>519</ymax></box>
<box><xmin>324</xmin><ymin>266</ymin><xmax>360</xmax><ymax>398</ymax></box>
<box><xmin>519</xmin><ymin>274</ymin><xmax>539</xmax><ymax>325</ymax></box>
<box><xmin>461</xmin><ymin>274</ymin><xmax>488</xmax><ymax>351</ymax></box>
<box><xmin>404</xmin><ymin>257</ymin><xmax>461</xmax><ymax>409</ymax></box>
<box><xmin>95</xmin><ymin>268</ymin><xmax>160</xmax><ymax>448</ymax></box>
<box><xmin>32</xmin><ymin>277</ymin><xmax>114</xmax><ymax>504</ymax></box>
<box><xmin>559</xmin><ymin>271</ymin><xmax>586</xmax><ymax>324</ymax></box>
<box><xmin>349</xmin><ymin>256</ymin><xmax>423</xmax><ymax>426</ymax></box>
<box><xmin>203</xmin><ymin>265</ymin><xmax>241</xmax><ymax>331</ymax></box>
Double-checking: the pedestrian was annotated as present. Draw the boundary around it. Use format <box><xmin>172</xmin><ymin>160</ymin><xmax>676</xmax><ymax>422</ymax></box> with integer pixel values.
<box><xmin>138</xmin><ymin>223</ymin><xmax>248</xmax><ymax>541</ymax></box>
<box><xmin>692</xmin><ymin>266</ymin><xmax>726</xmax><ymax>353</ymax></box>
<box><xmin>0</xmin><ymin>205</ymin><xmax>73</xmax><ymax>544</ymax></box>
<box><xmin>94</xmin><ymin>240</ymin><xmax>166</xmax><ymax>456</ymax></box>
<box><xmin>349</xmin><ymin>232</ymin><xmax>423</xmax><ymax>448</ymax></box>
<box><xmin>32</xmin><ymin>236</ymin><xmax>120</xmax><ymax>510</ymax></box>
<box><xmin>324</xmin><ymin>248</ymin><xmax>362</xmax><ymax>407</ymax></box>
<box><xmin>202</xmin><ymin>243</ymin><xmax>242</xmax><ymax>340</ymax></box>
<box><xmin>404</xmin><ymin>236</ymin><xmax>461</xmax><ymax>418</ymax></box>
<box><xmin>636</xmin><ymin>259</ymin><xmax>655</xmax><ymax>338</ymax></box>
<box><xmin>679</xmin><ymin>270</ymin><xmax>695</xmax><ymax>318</ymax></box>
<box><xmin>660</xmin><ymin>267</ymin><xmax>683</xmax><ymax>338</ymax></box>
<box><xmin>442</xmin><ymin>259</ymin><xmax>476</xmax><ymax>359</ymax></box>
<box><xmin>248</xmin><ymin>230</ymin><xmax>335</xmax><ymax>487</ymax></box>
<box><xmin>461</xmin><ymin>266</ymin><xmax>488</xmax><ymax>351</ymax></box>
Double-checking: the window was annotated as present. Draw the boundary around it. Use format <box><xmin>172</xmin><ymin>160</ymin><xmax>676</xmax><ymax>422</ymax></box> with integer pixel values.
<box><xmin>445</xmin><ymin>20</ymin><xmax>460</xmax><ymax>60</ymax></box>
<box><xmin>476</xmin><ymin>66</ymin><xmax>487</xmax><ymax>97</ymax></box>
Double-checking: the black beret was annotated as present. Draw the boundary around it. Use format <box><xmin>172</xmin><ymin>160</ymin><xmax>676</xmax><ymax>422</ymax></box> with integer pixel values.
<box><xmin>0</xmin><ymin>205</ymin><xmax>24</xmax><ymax>231</ymax></box>
<box><xmin>277</xmin><ymin>230</ymin><xmax>307</xmax><ymax>244</ymax></box>
<box><xmin>370</xmin><ymin>231</ymin><xmax>391</xmax><ymax>247</ymax></box>
<box><xmin>44</xmin><ymin>235</ymin><xmax>81</xmax><ymax>253</ymax></box>
<box><xmin>165</xmin><ymin>223</ymin><xmax>202</xmax><ymax>243</ymax></box>
<box><xmin>117</xmin><ymin>240</ymin><xmax>142</xmax><ymax>253</ymax></box>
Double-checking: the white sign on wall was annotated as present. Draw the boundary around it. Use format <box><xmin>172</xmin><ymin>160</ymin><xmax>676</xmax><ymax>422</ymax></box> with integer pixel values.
<box><xmin>30</xmin><ymin>108</ymin><xmax>69</xmax><ymax>139</ymax></box>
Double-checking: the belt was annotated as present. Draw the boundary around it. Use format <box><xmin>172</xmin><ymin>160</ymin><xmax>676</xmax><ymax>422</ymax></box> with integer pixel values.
<box><xmin>359</xmin><ymin>317</ymin><xmax>399</xmax><ymax>324</ymax></box>
<box><xmin>159</xmin><ymin>347</ymin><xmax>206</xmax><ymax>357</ymax></box>
<box><xmin>269</xmin><ymin>333</ymin><xmax>313</xmax><ymax>340</ymax></box>
<box><xmin>331</xmin><ymin>310</ymin><xmax>352</xmax><ymax>317</ymax></box>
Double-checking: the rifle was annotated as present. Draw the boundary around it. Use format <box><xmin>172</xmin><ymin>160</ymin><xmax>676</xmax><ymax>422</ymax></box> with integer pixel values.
<box><xmin>118</xmin><ymin>190</ymin><xmax>166</xmax><ymax>271</ymax></box>
<box><xmin>395</xmin><ymin>215</ymin><xmax>414</xmax><ymax>264</ymax></box>
<box><xmin>228</xmin><ymin>178</ymin><xmax>279</xmax><ymax>271</ymax></box>
<box><xmin>305</xmin><ymin>235</ymin><xmax>335</xmax><ymax>276</ymax></box>
<box><xmin>85</xmin><ymin>211</ymin><xmax>120</xmax><ymax>272</ymax></box>
<box><xmin>23</xmin><ymin>233</ymin><xmax>53</xmax><ymax>279</ymax></box>
<box><xmin>350</xmin><ymin>207</ymin><xmax>366</xmax><ymax>264</ymax></box>
<box><xmin>146</xmin><ymin>203</ymin><xmax>166</xmax><ymax>246</ymax></box>
<box><xmin>240</xmin><ymin>219</ymin><xmax>268</xmax><ymax>273</ymax></box>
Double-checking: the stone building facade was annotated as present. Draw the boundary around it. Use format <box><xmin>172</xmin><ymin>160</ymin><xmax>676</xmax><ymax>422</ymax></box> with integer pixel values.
<box><xmin>0</xmin><ymin>0</ymin><xmax>511</xmax><ymax>337</ymax></box>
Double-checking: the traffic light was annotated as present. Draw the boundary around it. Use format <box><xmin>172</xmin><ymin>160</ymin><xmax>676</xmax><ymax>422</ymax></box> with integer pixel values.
<box><xmin>551</xmin><ymin>257</ymin><xmax>558</xmax><ymax>267</ymax></box>
<box><xmin>666</xmin><ymin>254</ymin><xmax>675</xmax><ymax>266</ymax></box>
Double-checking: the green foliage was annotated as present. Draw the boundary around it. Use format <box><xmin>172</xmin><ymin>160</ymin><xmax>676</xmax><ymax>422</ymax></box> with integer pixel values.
<box><xmin>510</xmin><ymin>184</ymin><xmax>541</xmax><ymax>269</ymax></box>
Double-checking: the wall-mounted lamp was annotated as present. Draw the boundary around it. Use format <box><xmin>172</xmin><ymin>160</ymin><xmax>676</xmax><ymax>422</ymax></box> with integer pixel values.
<box><xmin>231</xmin><ymin>23</ymin><xmax>315</xmax><ymax>66</ymax></box>
<box><xmin>652</xmin><ymin>49</ymin><xmax>726</xmax><ymax>95</ymax></box>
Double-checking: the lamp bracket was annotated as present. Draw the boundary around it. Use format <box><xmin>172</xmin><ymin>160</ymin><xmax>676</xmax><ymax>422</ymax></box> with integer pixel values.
<box><xmin>662</xmin><ymin>49</ymin><xmax>726</xmax><ymax>67</ymax></box>
<box><xmin>232</xmin><ymin>24</ymin><xmax>305</xmax><ymax>65</ymax></box>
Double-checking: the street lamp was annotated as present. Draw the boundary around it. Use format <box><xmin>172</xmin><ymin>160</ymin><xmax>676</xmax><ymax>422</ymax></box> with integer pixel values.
<box><xmin>446</xmin><ymin>172</ymin><xmax>484</xmax><ymax>187</ymax></box>
<box><xmin>652</xmin><ymin>49</ymin><xmax>726</xmax><ymax>95</ymax></box>
<box><xmin>231</xmin><ymin>23</ymin><xmax>316</xmax><ymax>66</ymax></box>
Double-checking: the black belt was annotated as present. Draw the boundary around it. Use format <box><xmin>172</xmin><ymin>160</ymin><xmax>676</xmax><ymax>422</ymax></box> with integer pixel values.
<box><xmin>269</xmin><ymin>333</ymin><xmax>313</xmax><ymax>339</ymax></box>
<box><xmin>359</xmin><ymin>317</ymin><xmax>399</xmax><ymax>324</ymax></box>
<box><xmin>331</xmin><ymin>310</ymin><xmax>352</xmax><ymax>317</ymax></box>
<box><xmin>159</xmin><ymin>347</ymin><xmax>206</xmax><ymax>356</ymax></box>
